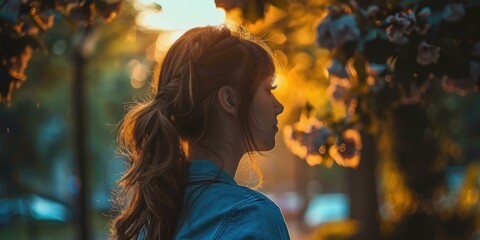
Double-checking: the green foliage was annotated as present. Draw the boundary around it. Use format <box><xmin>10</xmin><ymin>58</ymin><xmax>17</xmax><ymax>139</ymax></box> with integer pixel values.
<box><xmin>0</xmin><ymin>0</ymin><xmax>123</xmax><ymax>104</ymax></box>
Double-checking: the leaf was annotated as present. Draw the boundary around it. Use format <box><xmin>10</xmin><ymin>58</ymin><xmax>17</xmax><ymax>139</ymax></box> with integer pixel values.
<box><xmin>243</xmin><ymin>0</ymin><xmax>266</xmax><ymax>23</ymax></box>
<box><xmin>94</xmin><ymin>0</ymin><xmax>122</xmax><ymax>23</ymax></box>
<box><xmin>31</xmin><ymin>12</ymin><xmax>55</xmax><ymax>30</ymax></box>
<box><xmin>334</xmin><ymin>41</ymin><xmax>357</xmax><ymax>65</ymax></box>
<box><xmin>69</xmin><ymin>2</ymin><xmax>95</xmax><ymax>26</ymax></box>
<box><xmin>215</xmin><ymin>0</ymin><xmax>267</xmax><ymax>23</ymax></box>
<box><xmin>304</xmin><ymin>101</ymin><xmax>315</xmax><ymax>118</ymax></box>
<box><xmin>266</xmin><ymin>0</ymin><xmax>288</xmax><ymax>10</ymax></box>
<box><xmin>215</xmin><ymin>0</ymin><xmax>247</xmax><ymax>11</ymax></box>
<box><xmin>353</xmin><ymin>52</ymin><xmax>367</xmax><ymax>84</ymax></box>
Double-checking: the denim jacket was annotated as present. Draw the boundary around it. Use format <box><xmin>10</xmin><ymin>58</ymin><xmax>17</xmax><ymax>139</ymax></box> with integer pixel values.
<box><xmin>174</xmin><ymin>160</ymin><xmax>290</xmax><ymax>240</ymax></box>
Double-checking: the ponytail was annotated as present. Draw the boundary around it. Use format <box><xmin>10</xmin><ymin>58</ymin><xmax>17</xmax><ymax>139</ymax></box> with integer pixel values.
<box><xmin>111</xmin><ymin>99</ymin><xmax>189</xmax><ymax>240</ymax></box>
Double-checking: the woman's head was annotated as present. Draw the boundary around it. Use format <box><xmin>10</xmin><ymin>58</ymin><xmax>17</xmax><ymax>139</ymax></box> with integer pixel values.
<box><xmin>155</xmin><ymin>25</ymin><xmax>282</xmax><ymax>152</ymax></box>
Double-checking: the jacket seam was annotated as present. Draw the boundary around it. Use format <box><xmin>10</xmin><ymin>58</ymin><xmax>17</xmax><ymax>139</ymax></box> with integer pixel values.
<box><xmin>238</xmin><ymin>185</ymin><xmax>269</xmax><ymax>201</ymax></box>
<box><xmin>213</xmin><ymin>198</ymin><xmax>264</xmax><ymax>240</ymax></box>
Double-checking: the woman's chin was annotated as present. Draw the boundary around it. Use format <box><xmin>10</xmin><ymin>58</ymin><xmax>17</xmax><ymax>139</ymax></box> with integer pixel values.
<box><xmin>258</xmin><ymin>141</ymin><xmax>276</xmax><ymax>152</ymax></box>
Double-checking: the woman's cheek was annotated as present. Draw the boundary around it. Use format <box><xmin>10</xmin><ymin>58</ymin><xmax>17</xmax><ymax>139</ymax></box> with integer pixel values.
<box><xmin>250</xmin><ymin>96</ymin><xmax>271</xmax><ymax>130</ymax></box>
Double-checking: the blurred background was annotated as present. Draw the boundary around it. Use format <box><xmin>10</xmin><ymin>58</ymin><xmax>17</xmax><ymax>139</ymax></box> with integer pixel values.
<box><xmin>1</xmin><ymin>0</ymin><xmax>480</xmax><ymax>239</ymax></box>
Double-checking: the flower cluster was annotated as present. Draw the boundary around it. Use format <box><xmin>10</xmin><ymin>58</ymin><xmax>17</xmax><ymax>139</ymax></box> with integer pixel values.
<box><xmin>316</xmin><ymin>0</ymin><xmax>480</xmax><ymax>99</ymax></box>
<box><xmin>283</xmin><ymin>106</ymin><xmax>363</xmax><ymax>168</ymax></box>
<box><xmin>284</xmin><ymin>0</ymin><xmax>480</xmax><ymax>168</ymax></box>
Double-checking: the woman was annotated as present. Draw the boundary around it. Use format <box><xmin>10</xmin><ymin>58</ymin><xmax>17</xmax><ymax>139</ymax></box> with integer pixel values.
<box><xmin>111</xmin><ymin>25</ymin><xmax>289</xmax><ymax>240</ymax></box>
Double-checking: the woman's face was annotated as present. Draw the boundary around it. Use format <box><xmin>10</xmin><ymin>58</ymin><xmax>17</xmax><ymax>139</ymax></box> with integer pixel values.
<box><xmin>249</xmin><ymin>76</ymin><xmax>284</xmax><ymax>151</ymax></box>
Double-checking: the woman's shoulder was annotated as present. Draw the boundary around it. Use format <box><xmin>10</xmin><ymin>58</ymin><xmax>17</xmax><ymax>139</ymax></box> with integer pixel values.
<box><xmin>236</xmin><ymin>185</ymin><xmax>280</xmax><ymax>209</ymax></box>
<box><xmin>179</xmin><ymin>183</ymin><xmax>290</xmax><ymax>239</ymax></box>
<box><xmin>212</xmin><ymin>182</ymin><xmax>283</xmax><ymax>213</ymax></box>
<box><xmin>234</xmin><ymin>186</ymin><xmax>285</xmax><ymax>220</ymax></box>
<box><xmin>195</xmin><ymin>180</ymin><xmax>283</xmax><ymax>215</ymax></box>
<box><xmin>214</xmin><ymin>187</ymin><xmax>290</xmax><ymax>239</ymax></box>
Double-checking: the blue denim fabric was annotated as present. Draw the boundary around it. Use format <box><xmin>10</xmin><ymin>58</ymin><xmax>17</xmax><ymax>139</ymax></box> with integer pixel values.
<box><xmin>174</xmin><ymin>160</ymin><xmax>290</xmax><ymax>240</ymax></box>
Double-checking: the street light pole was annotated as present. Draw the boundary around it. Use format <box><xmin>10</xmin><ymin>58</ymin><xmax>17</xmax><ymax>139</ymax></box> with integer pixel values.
<box><xmin>72</xmin><ymin>24</ymin><xmax>93</xmax><ymax>240</ymax></box>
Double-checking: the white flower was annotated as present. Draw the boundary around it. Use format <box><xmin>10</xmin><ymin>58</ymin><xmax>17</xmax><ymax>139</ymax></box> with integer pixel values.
<box><xmin>418</xmin><ymin>7</ymin><xmax>431</xmax><ymax>18</ymax></box>
<box><xmin>283</xmin><ymin>120</ymin><xmax>334</xmax><ymax>166</ymax></box>
<box><xmin>416</xmin><ymin>41</ymin><xmax>440</xmax><ymax>65</ymax></box>
<box><xmin>385</xmin><ymin>12</ymin><xmax>416</xmax><ymax>44</ymax></box>
<box><xmin>327</xmin><ymin>75</ymin><xmax>352</xmax><ymax>104</ymax></box>
<box><xmin>316</xmin><ymin>14</ymin><xmax>361</xmax><ymax>50</ymax></box>
<box><xmin>304</xmin><ymin>126</ymin><xmax>332</xmax><ymax>152</ymax></box>
<box><xmin>443</xmin><ymin>3</ymin><xmax>465</xmax><ymax>22</ymax></box>
<box><xmin>365</xmin><ymin>5</ymin><xmax>380</xmax><ymax>18</ymax></box>
<box><xmin>304</xmin><ymin>126</ymin><xmax>333</xmax><ymax>166</ymax></box>
<box><xmin>329</xmin><ymin>129</ymin><xmax>362</xmax><ymax>168</ymax></box>
<box><xmin>283</xmin><ymin>125</ymin><xmax>308</xmax><ymax>159</ymax></box>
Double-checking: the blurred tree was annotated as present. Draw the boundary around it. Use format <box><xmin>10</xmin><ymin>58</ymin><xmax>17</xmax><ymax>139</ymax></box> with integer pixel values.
<box><xmin>0</xmin><ymin>0</ymin><xmax>123</xmax><ymax>105</ymax></box>
<box><xmin>0</xmin><ymin>1</ymin><xmax>125</xmax><ymax>239</ymax></box>
<box><xmin>278</xmin><ymin>0</ymin><xmax>480</xmax><ymax>239</ymax></box>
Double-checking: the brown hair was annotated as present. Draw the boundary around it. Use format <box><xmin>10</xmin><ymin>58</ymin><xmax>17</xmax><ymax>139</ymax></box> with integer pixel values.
<box><xmin>111</xmin><ymin>25</ymin><xmax>275</xmax><ymax>240</ymax></box>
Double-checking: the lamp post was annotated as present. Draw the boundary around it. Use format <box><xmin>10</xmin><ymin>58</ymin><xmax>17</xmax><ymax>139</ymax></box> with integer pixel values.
<box><xmin>72</xmin><ymin>24</ymin><xmax>93</xmax><ymax>240</ymax></box>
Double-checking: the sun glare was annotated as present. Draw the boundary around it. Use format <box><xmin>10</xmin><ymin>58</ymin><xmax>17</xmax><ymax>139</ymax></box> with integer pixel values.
<box><xmin>134</xmin><ymin>0</ymin><xmax>226</xmax><ymax>31</ymax></box>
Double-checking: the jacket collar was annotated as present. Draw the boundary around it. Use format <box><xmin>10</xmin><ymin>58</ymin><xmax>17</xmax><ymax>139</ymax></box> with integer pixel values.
<box><xmin>188</xmin><ymin>160</ymin><xmax>237</xmax><ymax>185</ymax></box>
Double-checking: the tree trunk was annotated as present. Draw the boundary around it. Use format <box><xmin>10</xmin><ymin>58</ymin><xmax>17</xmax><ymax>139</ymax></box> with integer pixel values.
<box><xmin>347</xmin><ymin>132</ymin><xmax>380</xmax><ymax>240</ymax></box>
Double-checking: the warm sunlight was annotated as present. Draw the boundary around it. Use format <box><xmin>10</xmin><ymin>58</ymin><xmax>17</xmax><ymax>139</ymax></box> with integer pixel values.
<box><xmin>133</xmin><ymin>0</ymin><xmax>226</xmax><ymax>31</ymax></box>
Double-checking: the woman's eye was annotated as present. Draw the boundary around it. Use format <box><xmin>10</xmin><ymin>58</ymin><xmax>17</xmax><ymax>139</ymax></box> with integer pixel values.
<box><xmin>269</xmin><ymin>85</ymin><xmax>278</xmax><ymax>93</ymax></box>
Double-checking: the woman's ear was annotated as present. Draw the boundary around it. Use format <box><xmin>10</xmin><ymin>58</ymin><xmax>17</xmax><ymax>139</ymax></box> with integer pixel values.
<box><xmin>217</xmin><ymin>86</ymin><xmax>237</xmax><ymax>115</ymax></box>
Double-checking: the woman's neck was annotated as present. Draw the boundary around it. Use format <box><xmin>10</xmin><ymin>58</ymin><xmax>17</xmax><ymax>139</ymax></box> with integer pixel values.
<box><xmin>188</xmin><ymin>141</ymin><xmax>244</xmax><ymax>177</ymax></box>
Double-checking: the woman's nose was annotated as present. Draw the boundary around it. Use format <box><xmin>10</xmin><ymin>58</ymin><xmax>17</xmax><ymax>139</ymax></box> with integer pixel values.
<box><xmin>275</xmin><ymin>97</ymin><xmax>284</xmax><ymax>115</ymax></box>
